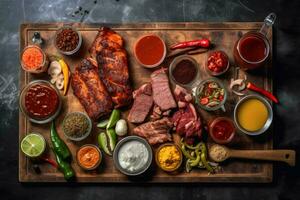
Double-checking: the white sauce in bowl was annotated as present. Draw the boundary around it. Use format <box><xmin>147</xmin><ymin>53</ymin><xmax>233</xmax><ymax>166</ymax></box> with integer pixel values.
<box><xmin>118</xmin><ymin>140</ymin><xmax>149</xmax><ymax>172</ymax></box>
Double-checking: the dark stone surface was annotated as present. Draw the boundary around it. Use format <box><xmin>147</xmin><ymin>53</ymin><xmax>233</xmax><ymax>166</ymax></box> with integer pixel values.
<box><xmin>0</xmin><ymin>0</ymin><xmax>299</xmax><ymax>199</ymax></box>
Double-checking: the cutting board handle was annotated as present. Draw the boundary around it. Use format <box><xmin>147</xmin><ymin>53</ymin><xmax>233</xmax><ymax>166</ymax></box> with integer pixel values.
<box><xmin>229</xmin><ymin>150</ymin><xmax>296</xmax><ymax>166</ymax></box>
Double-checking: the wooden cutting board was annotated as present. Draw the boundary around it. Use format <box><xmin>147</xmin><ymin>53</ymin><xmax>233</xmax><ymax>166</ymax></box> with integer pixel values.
<box><xmin>19</xmin><ymin>23</ymin><xmax>273</xmax><ymax>183</ymax></box>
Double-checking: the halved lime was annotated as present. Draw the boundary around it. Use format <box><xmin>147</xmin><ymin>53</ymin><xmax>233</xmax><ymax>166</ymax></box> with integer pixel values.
<box><xmin>21</xmin><ymin>133</ymin><xmax>46</xmax><ymax>158</ymax></box>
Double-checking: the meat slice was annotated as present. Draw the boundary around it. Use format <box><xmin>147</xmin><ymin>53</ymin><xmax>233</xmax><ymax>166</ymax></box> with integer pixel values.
<box><xmin>151</xmin><ymin>69</ymin><xmax>177</xmax><ymax>111</ymax></box>
<box><xmin>128</xmin><ymin>83</ymin><xmax>153</xmax><ymax>123</ymax></box>
<box><xmin>133</xmin><ymin>117</ymin><xmax>173</xmax><ymax>145</ymax></box>
<box><xmin>94</xmin><ymin>27</ymin><xmax>133</xmax><ymax>108</ymax></box>
<box><xmin>172</xmin><ymin>85</ymin><xmax>202</xmax><ymax>144</ymax></box>
<box><xmin>71</xmin><ymin>59</ymin><xmax>113</xmax><ymax>120</ymax></box>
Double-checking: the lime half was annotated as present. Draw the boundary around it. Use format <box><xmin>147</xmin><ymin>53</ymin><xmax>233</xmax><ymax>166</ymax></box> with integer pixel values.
<box><xmin>21</xmin><ymin>133</ymin><xmax>46</xmax><ymax>158</ymax></box>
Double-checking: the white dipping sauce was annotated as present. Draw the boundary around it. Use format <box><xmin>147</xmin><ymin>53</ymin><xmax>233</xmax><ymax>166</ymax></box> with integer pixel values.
<box><xmin>118</xmin><ymin>140</ymin><xmax>149</xmax><ymax>172</ymax></box>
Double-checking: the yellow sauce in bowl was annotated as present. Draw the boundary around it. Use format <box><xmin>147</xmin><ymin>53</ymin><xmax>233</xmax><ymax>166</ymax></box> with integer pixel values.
<box><xmin>237</xmin><ymin>98</ymin><xmax>268</xmax><ymax>132</ymax></box>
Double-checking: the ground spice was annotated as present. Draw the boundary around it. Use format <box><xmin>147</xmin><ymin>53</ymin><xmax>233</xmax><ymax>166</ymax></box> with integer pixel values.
<box><xmin>158</xmin><ymin>145</ymin><xmax>181</xmax><ymax>170</ymax></box>
<box><xmin>209</xmin><ymin>145</ymin><xmax>228</xmax><ymax>162</ymax></box>
<box><xmin>22</xmin><ymin>46</ymin><xmax>44</xmax><ymax>70</ymax></box>
<box><xmin>172</xmin><ymin>59</ymin><xmax>197</xmax><ymax>85</ymax></box>
<box><xmin>63</xmin><ymin>113</ymin><xmax>89</xmax><ymax>139</ymax></box>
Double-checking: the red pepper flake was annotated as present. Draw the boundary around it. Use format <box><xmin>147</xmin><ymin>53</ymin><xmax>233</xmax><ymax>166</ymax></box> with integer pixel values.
<box><xmin>207</xmin><ymin>51</ymin><xmax>229</xmax><ymax>74</ymax></box>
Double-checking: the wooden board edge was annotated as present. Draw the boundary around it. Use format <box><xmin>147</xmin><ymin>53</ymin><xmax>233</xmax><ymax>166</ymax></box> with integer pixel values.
<box><xmin>20</xmin><ymin>22</ymin><xmax>264</xmax><ymax>30</ymax></box>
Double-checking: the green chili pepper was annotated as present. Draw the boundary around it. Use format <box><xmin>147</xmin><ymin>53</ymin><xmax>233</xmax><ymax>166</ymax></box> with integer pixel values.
<box><xmin>106</xmin><ymin>109</ymin><xmax>120</xmax><ymax>129</ymax></box>
<box><xmin>200</xmin><ymin>143</ymin><xmax>214</xmax><ymax>173</ymax></box>
<box><xmin>97</xmin><ymin>119</ymin><xmax>109</xmax><ymax>128</ymax></box>
<box><xmin>107</xmin><ymin>128</ymin><xmax>117</xmax><ymax>151</ymax></box>
<box><xmin>55</xmin><ymin>153</ymin><xmax>75</xmax><ymax>180</ymax></box>
<box><xmin>185</xmin><ymin>160</ymin><xmax>192</xmax><ymax>173</ymax></box>
<box><xmin>183</xmin><ymin>142</ymin><xmax>201</xmax><ymax>150</ymax></box>
<box><xmin>98</xmin><ymin>132</ymin><xmax>112</xmax><ymax>156</ymax></box>
<box><xmin>50</xmin><ymin>121</ymin><xmax>71</xmax><ymax>160</ymax></box>
<box><xmin>180</xmin><ymin>144</ymin><xmax>195</xmax><ymax>160</ymax></box>
<box><xmin>190</xmin><ymin>150</ymin><xmax>201</xmax><ymax>167</ymax></box>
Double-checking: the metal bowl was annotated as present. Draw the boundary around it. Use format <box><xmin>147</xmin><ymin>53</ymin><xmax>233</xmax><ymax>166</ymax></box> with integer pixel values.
<box><xmin>19</xmin><ymin>80</ymin><xmax>62</xmax><ymax>124</ymax></box>
<box><xmin>113</xmin><ymin>136</ymin><xmax>153</xmax><ymax>176</ymax></box>
<box><xmin>234</xmin><ymin>94</ymin><xmax>273</xmax><ymax>136</ymax></box>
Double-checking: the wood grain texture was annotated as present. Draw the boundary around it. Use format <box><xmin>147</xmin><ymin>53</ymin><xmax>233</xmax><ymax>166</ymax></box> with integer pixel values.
<box><xmin>19</xmin><ymin>23</ymin><xmax>273</xmax><ymax>183</ymax></box>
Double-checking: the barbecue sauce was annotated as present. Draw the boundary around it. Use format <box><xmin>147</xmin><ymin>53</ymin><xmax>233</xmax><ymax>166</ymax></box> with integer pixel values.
<box><xmin>239</xmin><ymin>36</ymin><xmax>267</xmax><ymax>62</ymax></box>
<box><xmin>25</xmin><ymin>84</ymin><xmax>59</xmax><ymax>119</ymax></box>
<box><xmin>172</xmin><ymin>59</ymin><xmax>197</xmax><ymax>85</ymax></box>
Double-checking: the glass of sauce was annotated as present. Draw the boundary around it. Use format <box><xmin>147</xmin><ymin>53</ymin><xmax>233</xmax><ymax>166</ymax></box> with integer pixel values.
<box><xmin>208</xmin><ymin>117</ymin><xmax>235</xmax><ymax>144</ymax></box>
<box><xmin>77</xmin><ymin>144</ymin><xmax>102</xmax><ymax>170</ymax></box>
<box><xmin>169</xmin><ymin>55</ymin><xmax>199</xmax><ymax>88</ymax></box>
<box><xmin>134</xmin><ymin>34</ymin><xmax>166</xmax><ymax>68</ymax></box>
<box><xmin>233</xmin><ymin>13</ymin><xmax>276</xmax><ymax>70</ymax></box>
<box><xmin>19</xmin><ymin>80</ymin><xmax>62</xmax><ymax>124</ymax></box>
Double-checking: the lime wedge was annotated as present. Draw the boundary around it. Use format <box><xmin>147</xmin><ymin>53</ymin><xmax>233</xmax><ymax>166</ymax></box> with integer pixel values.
<box><xmin>21</xmin><ymin>133</ymin><xmax>46</xmax><ymax>158</ymax></box>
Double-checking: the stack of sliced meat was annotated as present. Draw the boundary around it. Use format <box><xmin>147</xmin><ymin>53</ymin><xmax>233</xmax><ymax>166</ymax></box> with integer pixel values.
<box><xmin>129</xmin><ymin>68</ymin><xmax>176</xmax><ymax>145</ymax></box>
<box><xmin>172</xmin><ymin>85</ymin><xmax>202</xmax><ymax>144</ymax></box>
<box><xmin>127</xmin><ymin>83</ymin><xmax>153</xmax><ymax>123</ymax></box>
<box><xmin>72</xmin><ymin>27</ymin><xmax>132</xmax><ymax>120</ymax></box>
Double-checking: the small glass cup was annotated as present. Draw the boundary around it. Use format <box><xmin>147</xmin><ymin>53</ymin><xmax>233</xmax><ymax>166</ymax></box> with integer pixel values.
<box><xmin>20</xmin><ymin>45</ymin><xmax>49</xmax><ymax>73</ymax></box>
<box><xmin>206</xmin><ymin>50</ymin><xmax>230</xmax><ymax>76</ymax></box>
<box><xmin>195</xmin><ymin>77</ymin><xmax>227</xmax><ymax>112</ymax></box>
<box><xmin>54</xmin><ymin>26</ymin><xmax>82</xmax><ymax>55</ymax></box>
<box><xmin>233</xmin><ymin>13</ymin><xmax>276</xmax><ymax>70</ymax></box>
<box><xmin>169</xmin><ymin>55</ymin><xmax>199</xmax><ymax>88</ymax></box>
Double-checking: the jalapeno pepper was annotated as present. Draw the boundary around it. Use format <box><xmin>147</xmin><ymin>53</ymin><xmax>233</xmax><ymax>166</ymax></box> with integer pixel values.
<box><xmin>50</xmin><ymin>121</ymin><xmax>71</xmax><ymax>160</ymax></box>
<box><xmin>200</xmin><ymin>143</ymin><xmax>214</xmax><ymax>173</ymax></box>
<box><xmin>106</xmin><ymin>109</ymin><xmax>121</xmax><ymax>129</ymax></box>
<box><xmin>55</xmin><ymin>153</ymin><xmax>75</xmax><ymax>180</ymax></box>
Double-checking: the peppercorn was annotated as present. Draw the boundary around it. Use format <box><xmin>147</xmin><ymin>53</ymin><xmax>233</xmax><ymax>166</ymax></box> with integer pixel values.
<box><xmin>55</xmin><ymin>28</ymin><xmax>79</xmax><ymax>52</ymax></box>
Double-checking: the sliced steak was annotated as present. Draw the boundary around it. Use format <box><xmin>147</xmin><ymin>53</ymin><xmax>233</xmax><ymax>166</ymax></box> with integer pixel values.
<box><xmin>151</xmin><ymin>69</ymin><xmax>177</xmax><ymax>111</ymax></box>
<box><xmin>133</xmin><ymin>117</ymin><xmax>173</xmax><ymax>145</ymax></box>
<box><xmin>128</xmin><ymin>83</ymin><xmax>153</xmax><ymax>123</ymax></box>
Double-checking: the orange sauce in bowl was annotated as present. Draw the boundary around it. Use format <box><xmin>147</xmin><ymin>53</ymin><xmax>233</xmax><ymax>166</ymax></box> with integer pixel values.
<box><xmin>77</xmin><ymin>145</ymin><xmax>101</xmax><ymax>170</ymax></box>
<box><xmin>134</xmin><ymin>35</ymin><xmax>165</xmax><ymax>66</ymax></box>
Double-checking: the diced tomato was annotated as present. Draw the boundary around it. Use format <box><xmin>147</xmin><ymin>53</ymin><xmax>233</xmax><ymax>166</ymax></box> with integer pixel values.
<box><xmin>200</xmin><ymin>97</ymin><xmax>209</xmax><ymax>105</ymax></box>
<box><xmin>219</xmin><ymin>95</ymin><xmax>224</xmax><ymax>101</ymax></box>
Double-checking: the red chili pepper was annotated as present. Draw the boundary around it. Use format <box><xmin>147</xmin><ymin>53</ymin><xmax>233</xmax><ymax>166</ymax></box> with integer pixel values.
<box><xmin>247</xmin><ymin>82</ymin><xmax>279</xmax><ymax>103</ymax></box>
<box><xmin>170</xmin><ymin>39</ymin><xmax>211</xmax><ymax>50</ymax></box>
<box><xmin>41</xmin><ymin>157</ymin><xmax>58</xmax><ymax>168</ymax></box>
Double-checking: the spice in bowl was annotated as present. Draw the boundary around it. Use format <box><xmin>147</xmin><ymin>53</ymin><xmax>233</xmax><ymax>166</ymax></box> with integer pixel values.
<box><xmin>208</xmin><ymin>117</ymin><xmax>235</xmax><ymax>144</ymax></box>
<box><xmin>209</xmin><ymin>144</ymin><xmax>228</xmax><ymax>162</ymax></box>
<box><xmin>196</xmin><ymin>78</ymin><xmax>227</xmax><ymax>111</ymax></box>
<box><xmin>134</xmin><ymin>34</ymin><xmax>166</xmax><ymax>68</ymax></box>
<box><xmin>169</xmin><ymin>55</ymin><xmax>199</xmax><ymax>87</ymax></box>
<box><xmin>21</xmin><ymin>45</ymin><xmax>49</xmax><ymax>73</ymax></box>
<box><xmin>206</xmin><ymin>51</ymin><xmax>229</xmax><ymax>76</ymax></box>
<box><xmin>156</xmin><ymin>143</ymin><xmax>182</xmax><ymax>172</ymax></box>
<box><xmin>55</xmin><ymin>27</ymin><xmax>82</xmax><ymax>55</ymax></box>
<box><xmin>77</xmin><ymin>144</ymin><xmax>102</xmax><ymax>170</ymax></box>
<box><xmin>62</xmin><ymin>112</ymin><xmax>92</xmax><ymax>141</ymax></box>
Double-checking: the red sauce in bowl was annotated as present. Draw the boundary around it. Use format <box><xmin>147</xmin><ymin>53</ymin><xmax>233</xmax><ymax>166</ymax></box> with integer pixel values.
<box><xmin>134</xmin><ymin>35</ymin><xmax>166</xmax><ymax>67</ymax></box>
<box><xmin>25</xmin><ymin>84</ymin><xmax>59</xmax><ymax>119</ymax></box>
<box><xmin>209</xmin><ymin>117</ymin><xmax>235</xmax><ymax>144</ymax></box>
<box><xmin>239</xmin><ymin>36</ymin><xmax>267</xmax><ymax>62</ymax></box>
